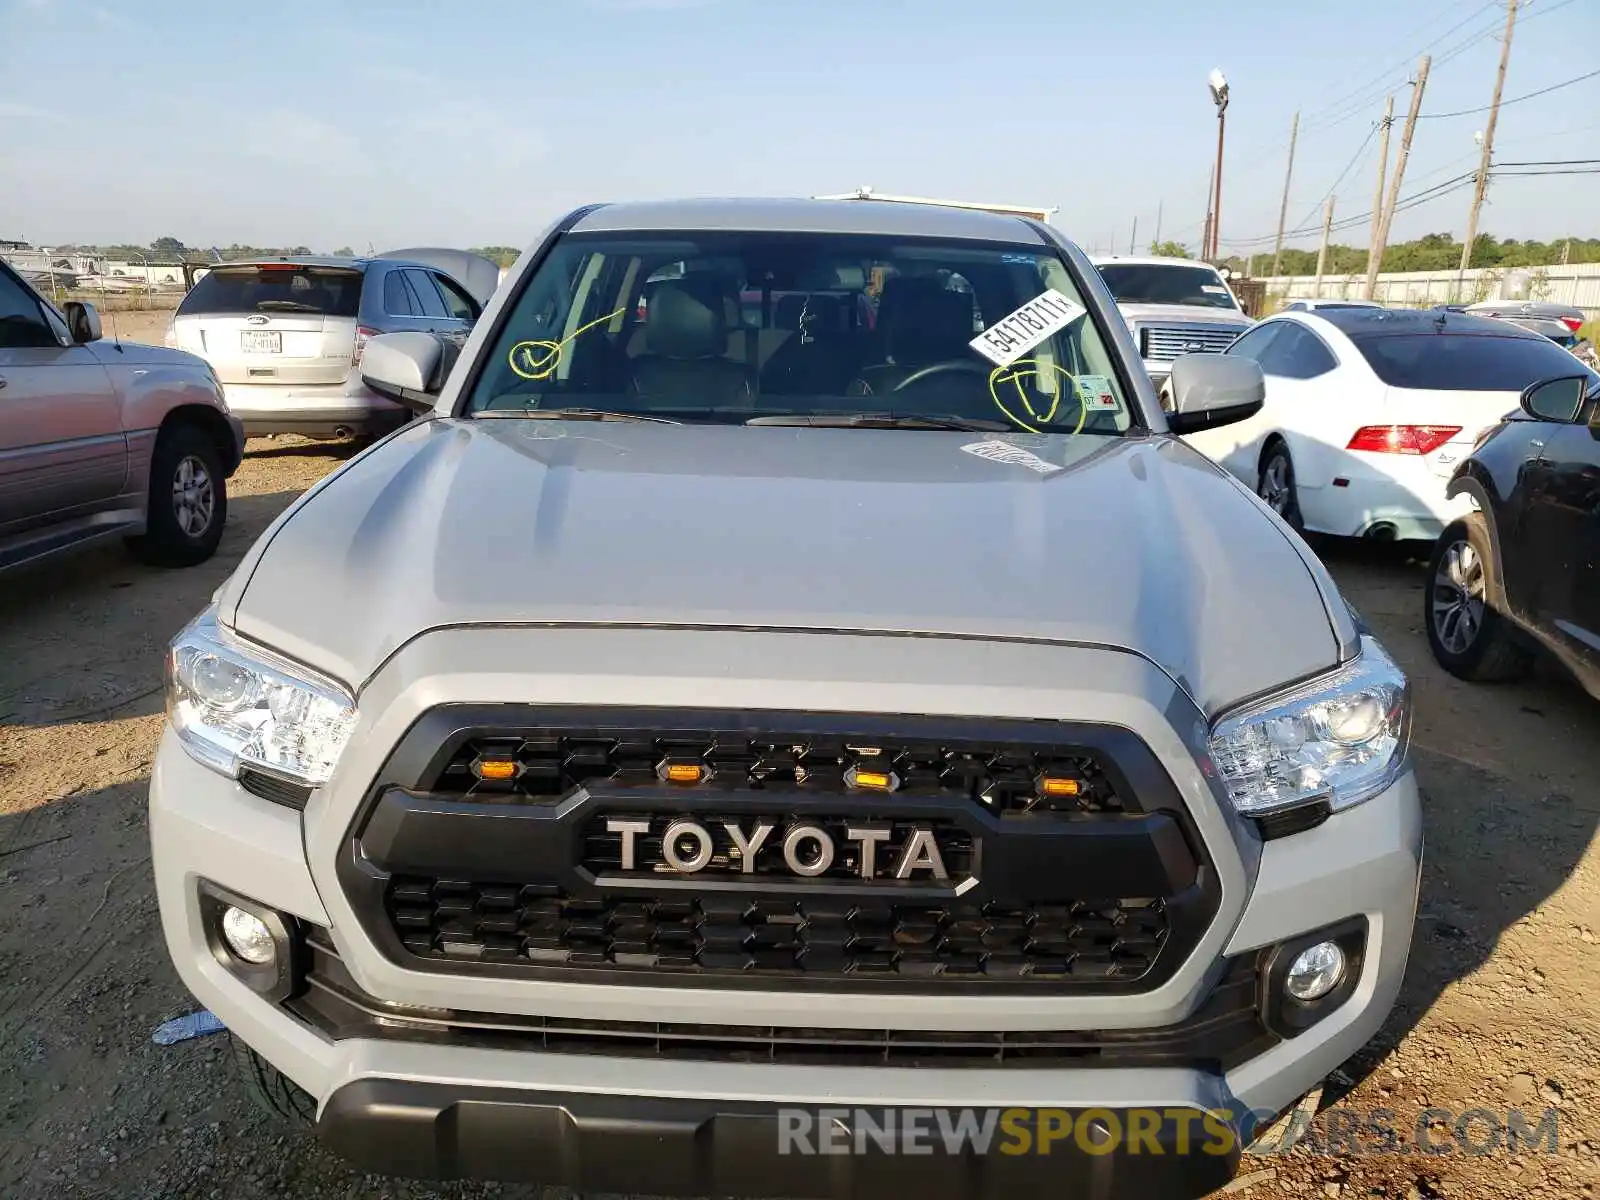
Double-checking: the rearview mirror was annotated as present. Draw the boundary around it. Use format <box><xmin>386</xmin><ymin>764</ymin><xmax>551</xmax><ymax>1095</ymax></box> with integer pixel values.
<box><xmin>64</xmin><ymin>301</ymin><xmax>101</xmax><ymax>344</ymax></box>
<box><xmin>360</xmin><ymin>332</ymin><xmax>449</xmax><ymax>415</ymax></box>
<box><xmin>1165</xmin><ymin>353</ymin><xmax>1265</xmax><ymax>435</ymax></box>
<box><xmin>1520</xmin><ymin>374</ymin><xmax>1587</xmax><ymax>424</ymax></box>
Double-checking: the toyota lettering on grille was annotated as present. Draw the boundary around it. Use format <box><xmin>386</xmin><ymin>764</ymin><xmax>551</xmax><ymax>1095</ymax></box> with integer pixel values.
<box><xmin>605</xmin><ymin>815</ymin><xmax>956</xmax><ymax>882</ymax></box>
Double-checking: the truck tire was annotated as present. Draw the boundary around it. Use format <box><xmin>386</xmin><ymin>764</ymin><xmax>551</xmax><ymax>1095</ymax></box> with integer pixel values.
<box><xmin>126</xmin><ymin>424</ymin><xmax>228</xmax><ymax>567</ymax></box>
<box><xmin>230</xmin><ymin>1035</ymin><xmax>315</xmax><ymax>1129</ymax></box>
<box><xmin>1425</xmin><ymin>515</ymin><xmax>1533</xmax><ymax>682</ymax></box>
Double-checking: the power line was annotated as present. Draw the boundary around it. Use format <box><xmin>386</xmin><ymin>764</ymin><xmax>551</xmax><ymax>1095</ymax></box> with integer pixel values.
<box><xmin>1224</xmin><ymin>0</ymin><xmax>1579</xmax><ymax>175</ymax></box>
<box><xmin>1284</xmin><ymin>121</ymin><xmax>1382</xmax><ymax>244</ymax></box>
<box><xmin>1494</xmin><ymin>158</ymin><xmax>1600</xmax><ymax>166</ymax></box>
<box><xmin>1418</xmin><ymin>66</ymin><xmax>1600</xmax><ymax>118</ymax></box>
<box><xmin>1220</xmin><ymin>172</ymin><xmax>1477</xmax><ymax>250</ymax></box>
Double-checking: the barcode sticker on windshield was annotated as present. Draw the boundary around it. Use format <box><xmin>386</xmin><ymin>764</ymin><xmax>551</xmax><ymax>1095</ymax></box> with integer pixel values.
<box><xmin>969</xmin><ymin>290</ymin><xmax>1087</xmax><ymax>369</ymax></box>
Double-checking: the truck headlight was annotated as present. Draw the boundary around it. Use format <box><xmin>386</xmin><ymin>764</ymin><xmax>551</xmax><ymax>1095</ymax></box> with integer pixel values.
<box><xmin>166</xmin><ymin>607</ymin><xmax>357</xmax><ymax>787</ymax></box>
<box><xmin>1207</xmin><ymin>636</ymin><xmax>1410</xmax><ymax>816</ymax></box>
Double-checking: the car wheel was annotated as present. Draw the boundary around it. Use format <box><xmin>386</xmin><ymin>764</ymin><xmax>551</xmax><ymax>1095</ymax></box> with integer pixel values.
<box><xmin>229</xmin><ymin>1035</ymin><xmax>314</xmax><ymax>1129</ymax></box>
<box><xmin>1257</xmin><ymin>442</ymin><xmax>1304</xmax><ymax>531</ymax></box>
<box><xmin>126</xmin><ymin>424</ymin><xmax>228</xmax><ymax>568</ymax></box>
<box><xmin>1424</xmin><ymin>516</ymin><xmax>1532</xmax><ymax>682</ymax></box>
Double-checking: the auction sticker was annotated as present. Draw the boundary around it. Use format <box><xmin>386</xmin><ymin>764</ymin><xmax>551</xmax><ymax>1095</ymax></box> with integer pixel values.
<box><xmin>1074</xmin><ymin>375</ymin><xmax>1119</xmax><ymax>410</ymax></box>
<box><xmin>969</xmin><ymin>290</ymin><xmax>1087</xmax><ymax>369</ymax></box>
<box><xmin>959</xmin><ymin>439</ymin><xmax>1064</xmax><ymax>476</ymax></box>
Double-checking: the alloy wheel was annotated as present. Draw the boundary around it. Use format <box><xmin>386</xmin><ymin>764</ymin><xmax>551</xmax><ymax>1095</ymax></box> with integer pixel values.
<box><xmin>1431</xmin><ymin>537</ymin><xmax>1486</xmax><ymax>654</ymax></box>
<box><xmin>1259</xmin><ymin>455</ymin><xmax>1290</xmax><ymax>514</ymax></box>
<box><xmin>171</xmin><ymin>454</ymin><xmax>215</xmax><ymax>539</ymax></box>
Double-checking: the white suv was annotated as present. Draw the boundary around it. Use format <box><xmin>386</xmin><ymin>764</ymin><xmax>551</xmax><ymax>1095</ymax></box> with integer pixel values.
<box><xmin>167</xmin><ymin>250</ymin><xmax>497</xmax><ymax>439</ymax></box>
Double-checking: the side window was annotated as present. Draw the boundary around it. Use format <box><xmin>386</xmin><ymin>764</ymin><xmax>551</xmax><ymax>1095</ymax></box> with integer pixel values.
<box><xmin>1273</xmin><ymin>325</ymin><xmax>1338</xmax><ymax>379</ymax></box>
<box><xmin>432</xmin><ymin>273</ymin><xmax>478</xmax><ymax>321</ymax></box>
<box><xmin>382</xmin><ymin>270</ymin><xmax>415</xmax><ymax>317</ymax></box>
<box><xmin>0</xmin><ymin>268</ymin><xmax>60</xmax><ymax>350</ymax></box>
<box><xmin>1223</xmin><ymin>321</ymin><xmax>1283</xmax><ymax>364</ymax></box>
<box><xmin>404</xmin><ymin>269</ymin><xmax>450</xmax><ymax>319</ymax></box>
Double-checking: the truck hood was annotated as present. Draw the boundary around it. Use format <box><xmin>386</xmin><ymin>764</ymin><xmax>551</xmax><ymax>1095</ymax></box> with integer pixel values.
<box><xmin>223</xmin><ymin>420</ymin><xmax>1343</xmax><ymax>715</ymax></box>
<box><xmin>1114</xmin><ymin>303</ymin><xmax>1253</xmax><ymax>328</ymax></box>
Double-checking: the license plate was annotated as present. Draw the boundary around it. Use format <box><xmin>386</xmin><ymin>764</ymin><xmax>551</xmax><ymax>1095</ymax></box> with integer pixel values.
<box><xmin>240</xmin><ymin>330</ymin><xmax>281</xmax><ymax>354</ymax></box>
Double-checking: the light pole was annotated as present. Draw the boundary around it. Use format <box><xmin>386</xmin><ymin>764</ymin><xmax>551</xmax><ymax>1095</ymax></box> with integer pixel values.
<box><xmin>1207</xmin><ymin>68</ymin><xmax>1229</xmax><ymax>261</ymax></box>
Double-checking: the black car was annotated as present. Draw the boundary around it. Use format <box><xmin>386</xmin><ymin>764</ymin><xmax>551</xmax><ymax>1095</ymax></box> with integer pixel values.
<box><xmin>1426</xmin><ymin>365</ymin><xmax>1600</xmax><ymax>695</ymax></box>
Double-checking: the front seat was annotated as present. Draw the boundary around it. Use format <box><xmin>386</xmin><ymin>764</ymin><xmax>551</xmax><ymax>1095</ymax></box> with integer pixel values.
<box><xmin>629</xmin><ymin>279</ymin><xmax>754</xmax><ymax>406</ymax></box>
<box><xmin>762</xmin><ymin>293</ymin><xmax>856</xmax><ymax>396</ymax></box>
<box><xmin>853</xmin><ymin>277</ymin><xmax>978</xmax><ymax>396</ymax></box>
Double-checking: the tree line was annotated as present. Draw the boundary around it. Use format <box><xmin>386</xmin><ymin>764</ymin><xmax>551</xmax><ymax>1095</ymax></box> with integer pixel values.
<box><xmin>47</xmin><ymin>233</ymin><xmax>1600</xmax><ymax>278</ymax></box>
<box><xmin>1148</xmin><ymin>233</ymin><xmax>1600</xmax><ymax>276</ymax></box>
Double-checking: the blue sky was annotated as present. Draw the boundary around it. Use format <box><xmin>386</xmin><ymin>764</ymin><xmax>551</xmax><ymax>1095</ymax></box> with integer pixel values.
<box><xmin>2</xmin><ymin>0</ymin><xmax>1595</xmax><ymax>255</ymax></box>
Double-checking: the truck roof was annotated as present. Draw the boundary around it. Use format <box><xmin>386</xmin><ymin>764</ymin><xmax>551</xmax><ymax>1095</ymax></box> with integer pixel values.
<box><xmin>568</xmin><ymin>197</ymin><xmax>1055</xmax><ymax>245</ymax></box>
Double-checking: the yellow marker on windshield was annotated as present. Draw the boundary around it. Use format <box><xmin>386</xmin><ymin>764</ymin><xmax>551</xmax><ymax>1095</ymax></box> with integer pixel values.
<box><xmin>507</xmin><ymin>307</ymin><xmax>626</xmax><ymax>382</ymax></box>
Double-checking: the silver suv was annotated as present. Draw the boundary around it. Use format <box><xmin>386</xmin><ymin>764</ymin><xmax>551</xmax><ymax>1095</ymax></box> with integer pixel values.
<box><xmin>0</xmin><ymin>259</ymin><xmax>242</xmax><ymax>573</ymax></box>
<box><xmin>151</xmin><ymin>199</ymin><xmax>1420</xmax><ymax>1199</ymax></box>
<box><xmin>167</xmin><ymin>250</ymin><xmax>497</xmax><ymax>439</ymax></box>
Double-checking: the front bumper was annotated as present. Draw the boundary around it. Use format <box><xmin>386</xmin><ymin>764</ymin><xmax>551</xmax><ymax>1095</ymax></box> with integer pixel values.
<box><xmin>149</xmin><ymin>628</ymin><xmax>1422</xmax><ymax>1197</ymax></box>
<box><xmin>318</xmin><ymin>1081</ymin><xmax>1238</xmax><ymax>1197</ymax></box>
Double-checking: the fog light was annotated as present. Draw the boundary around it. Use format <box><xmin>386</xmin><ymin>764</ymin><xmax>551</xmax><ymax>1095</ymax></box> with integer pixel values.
<box><xmin>221</xmin><ymin>905</ymin><xmax>276</xmax><ymax>966</ymax></box>
<box><xmin>1285</xmin><ymin>940</ymin><xmax>1345</xmax><ymax>1001</ymax></box>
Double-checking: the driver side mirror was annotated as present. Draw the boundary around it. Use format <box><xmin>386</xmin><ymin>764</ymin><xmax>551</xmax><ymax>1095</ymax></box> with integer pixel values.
<box><xmin>360</xmin><ymin>332</ymin><xmax>454</xmax><ymax>415</ymax></box>
<box><xmin>1165</xmin><ymin>353</ymin><xmax>1265</xmax><ymax>435</ymax></box>
<box><xmin>64</xmin><ymin>301</ymin><xmax>101</xmax><ymax>344</ymax></box>
<box><xmin>1520</xmin><ymin>374</ymin><xmax>1587</xmax><ymax>424</ymax></box>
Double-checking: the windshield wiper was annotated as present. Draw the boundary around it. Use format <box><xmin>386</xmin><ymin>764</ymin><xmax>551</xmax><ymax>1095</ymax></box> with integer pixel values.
<box><xmin>745</xmin><ymin>413</ymin><xmax>1014</xmax><ymax>432</ymax></box>
<box><xmin>475</xmin><ymin>406</ymin><xmax>681</xmax><ymax>424</ymax></box>
<box><xmin>253</xmin><ymin>301</ymin><xmax>326</xmax><ymax>313</ymax></box>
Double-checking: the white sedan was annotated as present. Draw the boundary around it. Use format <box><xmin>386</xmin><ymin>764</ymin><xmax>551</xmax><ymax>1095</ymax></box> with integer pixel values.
<box><xmin>1178</xmin><ymin>307</ymin><xmax>1583</xmax><ymax>541</ymax></box>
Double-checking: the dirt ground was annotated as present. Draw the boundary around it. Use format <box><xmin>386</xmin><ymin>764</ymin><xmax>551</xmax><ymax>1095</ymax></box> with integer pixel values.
<box><xmin>1</xmin><ymin>422</ymin><xmax>1598</xmax><ymax>1197</ymax></box>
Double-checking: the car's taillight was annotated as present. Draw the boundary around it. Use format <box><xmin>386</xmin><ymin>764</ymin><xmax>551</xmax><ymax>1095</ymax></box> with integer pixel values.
<box><xmin>352</xmin><ymin>325</ymin><xmax>379</xmax><ymax>365</ymax></box>
<box><xmin>1560</xmin><ymin>316</ymin><xmax>1584</xmax><ymax>333</ymax></box>
<box><xmin>1347</xmin><ymin>425</ymin><xmax>1463</xmax><ymax>455</ymax></box>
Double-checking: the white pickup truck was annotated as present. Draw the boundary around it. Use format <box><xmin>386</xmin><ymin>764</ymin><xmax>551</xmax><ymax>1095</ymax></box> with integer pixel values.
<box><xmin>1090</xmin><ymin>255</ymin><xmax>1255</xmax><ymax>388</ymax></box>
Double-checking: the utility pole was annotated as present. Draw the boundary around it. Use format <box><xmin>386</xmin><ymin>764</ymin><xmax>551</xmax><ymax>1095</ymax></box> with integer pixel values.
<box><xmin>1202</xmin><ymin>165</ymin><xmax>1215</xmax><ymax>261</ymax></box>
<box><xmin>1367</xmin><ymin>94</ymin><xmax>1395</xmax><ymax>285</ymax></box>
<box><xmin>1129</xmin><ymin>217</ymin><xmax>1138</xmax><ymax>255</ymax></box>
<box><xmin>1365</xmin><ymin>56</ymin><xmax>1430</xmax><ymax>300</ymax></box>
<box><xmin>1153</xmin><ymin>199</ymin><xmax>1162</xmax><ymax>249</ymax></box>
<box><xmin>1315</xmin><ymin>195</ymin><xmax>1336</xmax><ymax>297</ymax></box>
<box><xmin>1460</xmin><ymin>0</ymin><xmax>1518</xmax><ymax>273</ymax></box>
<box><xmin>1272</xmin><ymin>110</ymin><xmax>1300</xmax><ymax>275</ymax></box>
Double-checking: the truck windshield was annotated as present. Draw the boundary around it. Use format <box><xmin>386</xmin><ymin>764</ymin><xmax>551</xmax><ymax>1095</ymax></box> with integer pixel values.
<box><xmin>1097</xmin><ymin>263</ymin><xmax>1241</xmax><ymax>311</ymax></box>
<box><xmin>465</xmin><ymin>231</ymin><xmax>1138</xmax><ymax>436</ymax></box>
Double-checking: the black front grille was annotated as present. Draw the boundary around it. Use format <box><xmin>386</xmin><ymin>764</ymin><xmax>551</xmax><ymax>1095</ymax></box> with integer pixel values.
<box><xmin>340</xmin><ymin>707</ymin><xmax>1220</xmax><ymax>995</ymax></box>
<box><xmin>433</xmin><ymin>725</ymin><xmax>1130</xmax><ymax>816</ymax></box>
<box><xmin>386</xmin><ymin>878</ymin><xmax>1169</xmax><ymax>981</ymax></box>
<box><xmin>287</xmin><ymin>929</ymin><xmax>1274</xmax><ymax>1070</ymax></box>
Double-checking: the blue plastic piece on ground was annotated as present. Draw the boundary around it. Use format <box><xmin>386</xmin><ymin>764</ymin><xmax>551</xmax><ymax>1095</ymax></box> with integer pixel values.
<box><xmin>152</xmin><ymin>1009</ymin><xmax>227</xmax><ymax>1045</ymax></box>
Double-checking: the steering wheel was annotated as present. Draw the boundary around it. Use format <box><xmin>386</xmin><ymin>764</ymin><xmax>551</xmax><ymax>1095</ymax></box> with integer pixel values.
<box><xmin>891</xmin><ymin>360</ymin><xmax>993</xmax><ymax>392</ymax></box>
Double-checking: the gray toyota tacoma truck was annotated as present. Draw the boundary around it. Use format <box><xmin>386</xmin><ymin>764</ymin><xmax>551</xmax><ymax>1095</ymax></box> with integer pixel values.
<box><xmin>151</xmin><ymin>198</ymin><xmax>1420</xmax><ymax>1199</ymax></box>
